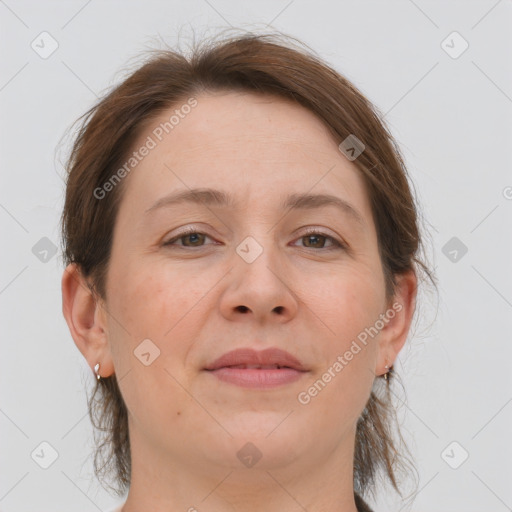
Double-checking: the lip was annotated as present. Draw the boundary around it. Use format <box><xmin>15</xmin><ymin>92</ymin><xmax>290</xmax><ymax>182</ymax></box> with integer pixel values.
<box><xmin>204</xmin><ymin>347</ymin><xmax>308</xmax><ymax>372</ymax></box>
<box><xmin>204</xmin><ymin>347</ymin><xmax>309</xmax><ymax>389</ymax></box>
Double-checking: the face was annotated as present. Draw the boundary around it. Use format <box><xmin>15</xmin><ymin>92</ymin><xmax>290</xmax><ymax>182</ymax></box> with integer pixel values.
<box><xmin>97</xmin><ymin>91</ymin><xmax>394</xmax><ymax>477</ymax></box>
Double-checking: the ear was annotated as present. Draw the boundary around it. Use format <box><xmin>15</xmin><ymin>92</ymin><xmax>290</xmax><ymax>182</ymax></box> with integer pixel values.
<box><xmin>376</xmin><ymin>269</ymin><xmax>417</xmax><ymax>376</ymax></box>
<box><xmin>61</xmin><ymin>263</ymin><xmax>115</xmax><ymax>379</ymax></box>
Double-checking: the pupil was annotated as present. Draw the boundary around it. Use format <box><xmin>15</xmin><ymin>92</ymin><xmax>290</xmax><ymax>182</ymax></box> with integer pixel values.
<box><xmin>188</xmin><ymin>233</ymin><xmax>201</xmax><ymax>245</ymax></box>
<box><xmin>307</xmin><ymin>235</ymin><xmax>323</xmax><ymax>247</ymax></box>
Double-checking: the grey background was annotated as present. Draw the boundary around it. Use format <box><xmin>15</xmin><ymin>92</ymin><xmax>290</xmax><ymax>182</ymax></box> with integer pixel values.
<box><xmin>1</xmin><ymin>1</ymin><xmax>511</xmax><ymax>511</ymax></box>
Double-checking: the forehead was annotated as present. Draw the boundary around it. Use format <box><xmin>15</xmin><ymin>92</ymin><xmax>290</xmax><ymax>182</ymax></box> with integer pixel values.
<box><xmin>135</xmin><ymin>91</ymin><xmax>340</xmax><ymax>165</ymax></box>
<box><xmin>117</xmin><ymin>91</ymin><xmax>372</xmax><ymax>224</ymax></box>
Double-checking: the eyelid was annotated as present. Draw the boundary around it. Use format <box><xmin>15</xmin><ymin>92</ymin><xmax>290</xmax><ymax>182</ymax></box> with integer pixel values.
<box><xmin>294</xmin><ymin>227</ymin><xmax>347</xmax><ymax>250</ymax></box>
<box><xmin>164</xmin><ymin>225</ymin><xmax>348</xmax><ymax>251</ymax></box>
<box><xmin>163</xmin><ymin>225</ymin><xmax>213</xmax><ymax>245</ymax></box>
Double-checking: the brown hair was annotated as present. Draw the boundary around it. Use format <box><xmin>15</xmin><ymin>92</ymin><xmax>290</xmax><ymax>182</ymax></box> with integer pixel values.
<box><xmin>60</xmin><ymin>30</ymin><xmax>435</xmax><ymax>507</ymax></box>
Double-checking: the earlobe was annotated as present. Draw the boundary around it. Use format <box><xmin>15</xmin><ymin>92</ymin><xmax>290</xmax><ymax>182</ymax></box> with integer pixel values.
<box><xmin>377</xmin><ymin>269</ymin><xmax>418</xmax><ymax>376</ymax></box>
<box><xmin>61</xmin><ymin>263</ymin><xmax>114</xmax><ymax>378</ymax></box>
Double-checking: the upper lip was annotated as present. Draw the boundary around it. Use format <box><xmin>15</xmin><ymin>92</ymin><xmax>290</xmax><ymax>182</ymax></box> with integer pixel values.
<box><xmin>204</xmin><ymin>347</ymin><xmax>308</xmax><ymax>372</ymax></box>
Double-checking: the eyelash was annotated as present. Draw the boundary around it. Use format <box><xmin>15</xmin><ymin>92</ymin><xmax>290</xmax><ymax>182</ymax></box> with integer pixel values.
<box><xmin>163</xmin><ymin>226</ymin><xmax>347</xmax><ymax>251</ymax></box>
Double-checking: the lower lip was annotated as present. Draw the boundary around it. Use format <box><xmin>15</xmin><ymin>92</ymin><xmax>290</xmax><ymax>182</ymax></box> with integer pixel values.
<box><xmin>205</xmin><ymin>368</ymin><xmax>306</xmax><ymax>388</ymax></box>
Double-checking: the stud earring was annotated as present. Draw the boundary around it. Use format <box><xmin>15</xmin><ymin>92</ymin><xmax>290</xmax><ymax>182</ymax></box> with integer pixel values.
<box><xmin>94</xmin><ymin>363</ymin><xmax>101</xmax><ymax>381</ymax></box>
<box><xmin>383</xmin><ymin>363</ymin><xmax>393</xmax><ymax>381</ymax></box>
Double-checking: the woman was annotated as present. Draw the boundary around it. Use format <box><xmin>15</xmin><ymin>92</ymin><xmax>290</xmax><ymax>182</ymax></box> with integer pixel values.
<box><xmin>61</xmin><ymin>31</ymin><xmax>433</xmax><ymax>512</ymax></box>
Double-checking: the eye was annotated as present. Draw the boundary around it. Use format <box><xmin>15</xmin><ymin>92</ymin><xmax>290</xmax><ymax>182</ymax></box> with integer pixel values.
<box><xmin>163</xmin><ymin>227</ymin><xmax>214</xmax><ymax>248</ymax></box>
<box><xmin>293</xmin><ymin>228</ymin><xmax>346</xmax><ymax>251</ymax></box>
<box><xmin>163</xmin><ymin>227</ymin><xmax>347</xmax><ymax>251</ymax></box>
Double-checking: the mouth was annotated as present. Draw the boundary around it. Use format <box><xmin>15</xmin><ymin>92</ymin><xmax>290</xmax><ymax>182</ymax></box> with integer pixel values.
<box><xmin>203</xmin><ymin>347</ymin><xmax>309</xmax><ymax>389</ymax></box>
<box><xmin>204</xmin><ymin>347</ymin><xmax>308</xmax><ymax>373</ymax></box>
<box><xmin>205</xmin><ymin>366</ymin><xmax>307</xmax><ymax>388</ymax></box>
<box><xmin>217</xmin><ymin>364</ymin><xmax>295</xmax><ymax>370</ymax></box>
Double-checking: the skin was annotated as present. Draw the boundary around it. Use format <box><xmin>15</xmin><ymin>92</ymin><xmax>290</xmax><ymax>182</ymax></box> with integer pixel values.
<box><xmin>62</xmin><ymin>91</ymin><xmax>417</xmax><ymax>512</ymax></box>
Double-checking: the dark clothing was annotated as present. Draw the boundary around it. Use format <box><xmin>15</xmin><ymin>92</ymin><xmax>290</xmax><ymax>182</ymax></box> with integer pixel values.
<box><xmin>355</xmin><ymin>493</ymin><xmax>374</xmax><ymax>512</ymax></box>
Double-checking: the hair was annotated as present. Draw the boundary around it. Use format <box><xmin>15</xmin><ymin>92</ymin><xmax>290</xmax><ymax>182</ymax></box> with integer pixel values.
<box><xmin>60</xmin><ymin>29</ymin><xmax>436</xmax><ymax>508</ymax></box>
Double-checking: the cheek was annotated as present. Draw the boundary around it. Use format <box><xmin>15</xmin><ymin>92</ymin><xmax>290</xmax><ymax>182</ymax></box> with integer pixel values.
<box><xmin>316</xmin><ymin>261</ymin><xmax>386</xmax><ymax>331</ymax></box>
<box><xmin>109</xmin><ymin>261</ymin><xmax>202</xmax><ymax>340</ymax></box>
<box><xmin>307</xmin><ymin>263</ymin><xmax>384</xmax><ymax>388</ymax></box>
<box><xmin>106</xmin><ymin>267</ymin><xmax>202</xmax><ymax>433</ymax></box>
<box><xmin>297</xmin><ymin>272</ymin><xmax>381</xmax><ymax>434</ymax></box>
<box><xmin>107</xmin><ymin>260</ymin><xmax>218</xmax><ymax>397</ymax></box>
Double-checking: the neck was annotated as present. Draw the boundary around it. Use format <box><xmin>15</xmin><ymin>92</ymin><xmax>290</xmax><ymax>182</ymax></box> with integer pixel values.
<box><xmin>121</xmin><ymin>429</ymin><xmax>360</xmax><ymax>512</ymax></box>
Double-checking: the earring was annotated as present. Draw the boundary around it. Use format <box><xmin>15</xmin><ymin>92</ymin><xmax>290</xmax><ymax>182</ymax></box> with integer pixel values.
<box><xmin>383</xmin><ymin>363</ymin><xmax>390</xmax><ymax>381</ymax></box>
<box><xmin>94</xmin><ymin>363</ymin><xmax>101</xmax><ymax>381</ymax></box>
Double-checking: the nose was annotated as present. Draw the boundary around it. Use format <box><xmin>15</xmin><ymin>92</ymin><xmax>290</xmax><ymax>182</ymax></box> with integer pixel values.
<box><xmin>218</xmin><ymin>237</ymin><xmax>299</xmax><ymax>324</ymax></box>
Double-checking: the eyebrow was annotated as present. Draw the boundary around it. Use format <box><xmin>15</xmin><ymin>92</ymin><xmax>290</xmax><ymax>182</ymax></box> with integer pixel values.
<box><xmin>144</xmin><ymin>187</ymin><xmax>365</xmax><ymax>226</ymax></box>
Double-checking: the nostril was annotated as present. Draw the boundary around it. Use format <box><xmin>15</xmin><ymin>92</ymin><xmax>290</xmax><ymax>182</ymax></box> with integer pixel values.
<box><xmin>236</xmin><ymin>305</ymin><xmax>249</xmax><ymax>313</ymax></box>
